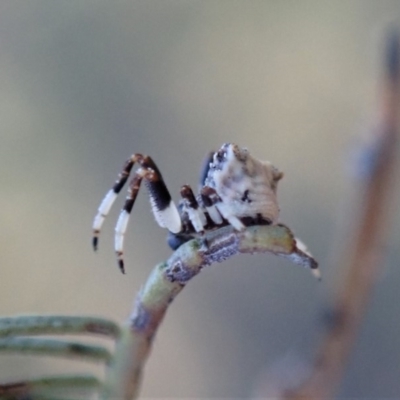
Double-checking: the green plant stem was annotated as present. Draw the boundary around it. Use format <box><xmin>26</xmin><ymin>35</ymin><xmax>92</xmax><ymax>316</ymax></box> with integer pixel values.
<box><xmin>0</xmin><ymin>374</ymin><xmax>100</xmax><ymax>398</ymax></box>
<box><xmin>0</xmin><ymin>337</ymin><xmax>112</xmax><ymax>363</ymax></box>
<box><xmin>102</xmin><ymin>224</ymin><xmax>319</xmax><ymax>399</ymax></box>
<box><xmin>0</xmin><ymin>315</ymin><xmax>120</xmax><ymax>339</ymax></box>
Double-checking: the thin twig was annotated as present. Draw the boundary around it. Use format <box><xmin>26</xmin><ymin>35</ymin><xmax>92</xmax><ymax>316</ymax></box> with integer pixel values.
<box><xmin>102</xmin><ymin>223</ymin><xmax>319</xmax><ymax>400</ymax></box>
<box><xmin>284</xmin><ymin>29</ymin><xmax>400</xmax><ymax>399</ymax></box>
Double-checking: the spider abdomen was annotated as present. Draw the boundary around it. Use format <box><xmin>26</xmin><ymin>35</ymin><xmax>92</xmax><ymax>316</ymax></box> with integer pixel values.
<box><xmin>204</xmin><ymin>144</ymin><xmax>282</xmax><ymax>226</ymax></box>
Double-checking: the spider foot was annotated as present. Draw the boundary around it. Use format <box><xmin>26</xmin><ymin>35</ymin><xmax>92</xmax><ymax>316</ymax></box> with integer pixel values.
<box><xmin>92</xmin><ymin>233</ymin><xmax>99</xmax><ymax>251</ymax></box>
<box><xmin>116</xmin><ymin>252</ymin><xmax>126</xmax><ymax>274</ymax></box>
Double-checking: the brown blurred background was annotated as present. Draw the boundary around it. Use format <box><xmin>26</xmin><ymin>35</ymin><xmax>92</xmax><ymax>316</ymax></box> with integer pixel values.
<box><xmin>1</xmin><ymin>1</ymin><xmax>400</xmax><ymax>398</ymax></box>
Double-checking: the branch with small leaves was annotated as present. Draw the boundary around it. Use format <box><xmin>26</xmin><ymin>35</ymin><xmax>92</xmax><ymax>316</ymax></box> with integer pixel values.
<box><xmin>0</xmin><ymin>316</ymin><xmax>120</xmax><ymax>399</ymax></box>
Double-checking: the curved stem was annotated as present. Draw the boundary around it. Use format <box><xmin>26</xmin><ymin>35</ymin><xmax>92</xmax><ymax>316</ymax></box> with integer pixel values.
<box><xmin>102</xmin><ymin>224</ymin><xmax>318</xmax><ymax>399</ymax></box>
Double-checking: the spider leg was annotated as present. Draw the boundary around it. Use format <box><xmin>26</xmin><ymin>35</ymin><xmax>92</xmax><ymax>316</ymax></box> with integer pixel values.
<box><xmin>93</xmin><ymin>153</ymin><xmax>181</xmax><ymax>271</ymax></box>
<box><xmin>218</xmin><ymin>208</ymin><xmax>246</xmax><ymax>231</ymax></box>
<box><xmin>135</xmin><ymin>155</ymin><xmax>182</xmax><ymax>234</ymax></box>
<box><xmin>92</xmin><ymin>158</ymin><xmax>136</xmax><ymax>251</ymax></box>
<box><xmin>200</xmin><ymin>186</ymin><xmax>223</xmax><ymax>225</ymax></box>
<box><xmin>115</xmin><ymin>167</ymin><xmax>154</xmax><ymax>273</ymax></box>
<box><xmin>180</xmin><ymin>185</ymin><xmax>207</xmax><ymax>233</ymax></box>
<box><xmin>201</xmin><ymin>187</ymin><xmax>246</xmax><ymax>232</ymax></box>
<box><xmin>114</xmin><ymin>155</ymin><xmax>181</xmax><ymax>273</ymax></box>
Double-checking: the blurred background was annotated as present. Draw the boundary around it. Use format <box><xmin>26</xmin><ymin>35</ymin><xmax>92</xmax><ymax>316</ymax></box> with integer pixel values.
<box><xmin>1</xmin><ymin>1</ymin><xmax>400</xmax><ymax>398</ymax></box>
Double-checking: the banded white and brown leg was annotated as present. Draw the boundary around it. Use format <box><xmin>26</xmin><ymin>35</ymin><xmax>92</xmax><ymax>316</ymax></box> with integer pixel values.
<box><xmin>180</xmin><ymin>185</ymin><xmax>207</xmax><ymax>233</ymax></box>
<box><xmin>92</xmin><ymin>158</ymin><xmax>136</xmax><ymax>251</ymax></box>
<box><xmin>200</xmin><ymin>186</ymin><xmax>223</xmax><ymax>226</ymax></box>
<box><xmin>93</xmin><ymin>154</ymin><xmax>181</xmax><ymax>272</ymax></box>
<box><xmin>136</xmin><ymin>155</ymin><xmax>182</xmax><ymax>234</ymax></box>
<box><xmin>167</xmin><ymin>185</ymin><xmax>223</xmax><ymax>250</ymax></box>
<box><xmin>197</xmin><ymin>152</ymin><xmax>226</xmax><ymax>228</ymax></box>
<box><xmin>180</xmin><ymin>185</ymin><xmax>214</xmax><ymax>251</ymax></box>
<box><xmin>114</xmin><ymin>155</ymin><xmax>182</xmax><ymax>273</ymax></box>
<box><xmin>114</xmin><ymin>168</ymin><xmax>154</xmax><ymax>273</ymax></box>
<box><xmin>201</xmin><ymin>186</ymin><xmax>246</xmax><ymax>232</ymax></box>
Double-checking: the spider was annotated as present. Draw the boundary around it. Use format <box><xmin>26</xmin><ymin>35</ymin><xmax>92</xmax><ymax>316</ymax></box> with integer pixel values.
<box><xmin>92</xmin><ymin>143</ymin><xmax>284</xmax><ymax>273</ymax></box>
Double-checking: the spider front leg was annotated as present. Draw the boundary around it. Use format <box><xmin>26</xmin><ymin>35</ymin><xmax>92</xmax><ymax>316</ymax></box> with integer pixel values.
<box><xmin>93</xmin><ymin>153</ymin><xmax>182</xmax><ymax>273</ymax></box>
<box><xmin>92</xmin><ymin>157</ymin><xmax>136</xmax><ymax>251</ymax></box>
<box><xmin>138</xmin><ymin>156</ymin><xmax>182</xmax><ymax>234</ymax></box>
<box><xmin>114</xmin><ymin>156</ymin><xmax>182</xmax><ymax>273</ymax></box>
<box><xmin>114</xmin><ymin>167</ymin><xmax>155</xmax><ymax>273</ymax></box>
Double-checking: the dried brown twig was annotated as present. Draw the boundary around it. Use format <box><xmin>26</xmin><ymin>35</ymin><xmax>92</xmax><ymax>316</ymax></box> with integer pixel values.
<box><xmin>285</xmin><ymin>29</ymin><xmax>400</xmax><ymax>399</ymax></box>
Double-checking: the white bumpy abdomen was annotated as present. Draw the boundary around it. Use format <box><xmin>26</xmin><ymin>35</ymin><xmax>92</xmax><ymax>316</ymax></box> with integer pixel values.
<box><xmin>211</xmin><ymin>155</ymin><xmax>280</xmax><ymax>224</ymax></box>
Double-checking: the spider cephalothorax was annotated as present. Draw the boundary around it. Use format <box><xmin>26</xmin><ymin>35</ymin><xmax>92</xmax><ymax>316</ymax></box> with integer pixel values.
<box><xmin>92</xmin><ymin>143</ymin><xmax>283</xmax><ymax>273</ymax></box>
